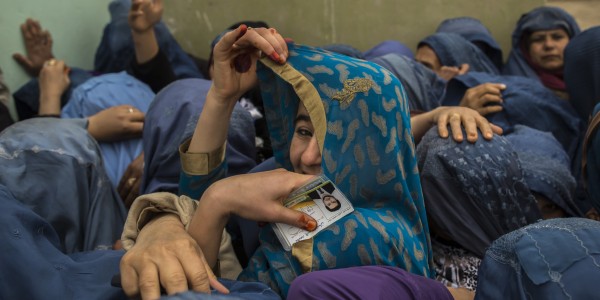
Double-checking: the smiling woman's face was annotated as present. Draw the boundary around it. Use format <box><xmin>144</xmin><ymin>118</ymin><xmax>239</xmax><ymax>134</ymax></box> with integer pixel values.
<box><xmin>289</xmin><ymin>103</ymin><xmax>322</xmax><ymax>175</ymax></box>
<box><xmin>527</xmin><ymin>28</ymin><xmax>570</xmax><ymax>72</ymax></box>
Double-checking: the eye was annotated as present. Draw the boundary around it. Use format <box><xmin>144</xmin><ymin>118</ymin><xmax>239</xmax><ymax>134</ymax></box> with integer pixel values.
<box><xmin>551</xmin><ymin>33</ymin><xmax>567</xmax><ymax>41</ymax></box>
<box><xmin>295</xmin><ymin>127</ymin><xmax>313</xmax><ymax>138</ymax></box>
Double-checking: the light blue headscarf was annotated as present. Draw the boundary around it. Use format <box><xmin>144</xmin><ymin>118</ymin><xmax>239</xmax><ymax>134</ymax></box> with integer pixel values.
<box><xmin>418</xmin><ymin>32</ymin><xmax>500</xmax><ymax>75</ymax></box>
<box><xmin>61</xmin><ymin>71</ymin><xmax>155</xmax><ymax>188</ymax></box>
<box><xmin>238</xmin><ymin>44</ymin><xmax>433</xmax><ymax>297</ymax></box>
<box><xmin>0</xmin><ymin>118</ymin><xmax>126</xmax><ymax>252</ymax></box>
<box><xmin>476</xmin><ymin>218</ymin><xmax>600</xmax><ymax>300</ymax></box>
<box><xmin>363</xmin><ymin>40</ymin><xmax>414</xmax><ymax>61</ymax></box>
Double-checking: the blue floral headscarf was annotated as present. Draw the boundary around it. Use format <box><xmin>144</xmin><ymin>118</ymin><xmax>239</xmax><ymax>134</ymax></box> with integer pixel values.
<box><xmin>238</xmin><ymin>44</ymin><xmax>433</xmax><ymax>297</ymax></box>
<box><xmin>418</xmin><ymin>32</ymin><xmax>500</xmax><ymax>75</ymax></box>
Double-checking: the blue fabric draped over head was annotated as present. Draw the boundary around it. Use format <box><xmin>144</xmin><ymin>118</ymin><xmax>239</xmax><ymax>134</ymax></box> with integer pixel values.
<box><xmin>503</xmin><ymin>6</ymin><xmax>580</xmax><ymax>79</ymax></box>
<box><xmin>436</xmin><ymin>17</ymin><xmax>504</xmax><ymax>71</ymax></box>
<box><xmin>142</xmin><ymin>78</ymin><xmax>256</xmax><ymax>194</ymax></box>
<box><xmin>371</xmin><ymin>53</ymin><xmax>445</xmax><ymax>112</ymax></box>
<box><xmin>417</xmin><ymin>127</ymin><xmax>541</xmax><ymax>257</ymax></box>
<box><xmin>584</xmin><ymin>103</ymin><xmax>600</xmax><ymax>213</ymax></box>
<box><xmin>363</xmin><ymin>40</ymin><xmax>414</xmax><ymax>61</ymax></box>
<box><xmin>61</xmin><ymin>72</ymin><xmax>155</xmax><ymax>188</ymax></box>
<box><xmin>238</xmin><ymin>44</ymin><xmax>433</xmax><ymax>297</ymax></box>
<box><xmin>476</xmin><ymin>218</ymin><xmax>600</xmax><ymax>300</ymax></box>
<box><xmin>94</xmin><ymin>0</ymin><xmax>203</xmax><ymax>79</ymax></box>
<box><xmin>0</xmin><ymin>118</ymin><xmax>127</xmax><ymax>253</ymax></box>
<box><xmin>505</xmin><ymin>125</ymin><xmax>582</xmax><ymax>217</ymax></box>
<box><xmin>418</xmin><ymin>32</ymin><xmax>500</xmax><ymax>75</ymax></box>
<box><xmin>443</xmin><ymin>72</ymin><xmax>583</xmax><ymax>176</ymax></box>
<box><xmin>320</xmin><ymin>44</ymin><xmax>365</xmax><ymax>59</ymax></box>
<box><xmin>564</xmin><ymin>26</ymin><xmax>600</xmax><ymax>121</ymax></box>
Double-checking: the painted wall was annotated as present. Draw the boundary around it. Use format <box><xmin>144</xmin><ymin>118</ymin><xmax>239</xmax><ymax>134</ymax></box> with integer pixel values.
<box><xmin>2</xmin><ymin>0</ymin><xmax>557</xmax><ymax>120</ymax></box>
<box><xmin>164</xmin><ymin>0</ymin><xmax>545</xmax><ymax>60</ymax></box>
<box><xmin>0</xmin><ymin>0</ymin><xmax>112</xmax><ymax>119</ymax></box>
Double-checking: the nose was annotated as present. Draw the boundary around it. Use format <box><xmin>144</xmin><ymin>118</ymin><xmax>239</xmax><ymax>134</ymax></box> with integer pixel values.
<box><xmin>300</xmin><ymin>136</ymin><xmax>322</xmax><ymax>174</ymax></box>
<box><xmin>543</xmin><ymin>36</ymin><xmax>555</xmax><ymax>49</ymax></box>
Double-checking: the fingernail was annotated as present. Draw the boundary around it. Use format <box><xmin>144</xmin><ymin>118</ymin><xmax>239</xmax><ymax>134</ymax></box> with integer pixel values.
<box><xmin>500</xmin><ymin>84</ymin><xmax>507</xmax><ymax>89</ymax></box>
<box><xmin>304</xmin><ymin>220</ymin><xmax>317</xmax><ymax>231</ymax></box>
<box><xmin>269</xmin><ymin>52</ymin><xmax>281</xmax><ymax>62</ymax></box>
<box><xmin>236</xmin><ymin>24</ymin><xmax>248</xmax><ymax>39</ymax></box>
<box><xmin>279</xmin><ymin>53</ymin><xmax>286</xmax><ymax>63</ymax></box>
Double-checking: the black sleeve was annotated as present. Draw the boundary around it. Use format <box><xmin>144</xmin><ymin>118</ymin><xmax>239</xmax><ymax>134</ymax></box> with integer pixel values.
<box><xmin>130</xmin><ymin>49</ymin><xmax>177</xmax><ymax>93</ymax></box>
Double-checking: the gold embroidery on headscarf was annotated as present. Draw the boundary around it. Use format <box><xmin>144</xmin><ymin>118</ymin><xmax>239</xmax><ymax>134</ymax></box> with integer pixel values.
<box><xmin>353</xmin><ymin>144</ymin><xmax>365</xmax><ymax>168</ymax></box>
<box><xmin>307</xmin><ymin>65</ymin><xmax>334</xmax><ymax>75</ymax></box>
<box><xmin>380</xmin><ymin>68</ymin><xmax>393</xmax><ymax>85</ymax></box>
<box><xmin>366</xmin><ymin>136</ymin><xmax>380</xmax><ymax>165</ymax></box>
<box><xmin>395</xmin><ymin>85</ymin><xmax>409</xmax><ymax>113</ymax></box>
<box><xmin>376</xmin><ymin>169</ymin><xmax>396</xmax><ymax>185</ymax></box>
<box><xmin>368</xmin><ymin>238</ymin><xmax>383</xmax><ymax>264</ymax></box>
<box><xmin>396</xmin><ymin>152</ymin><xmax>407</xmax><ymax>180</ymax></box>
<box><xmin>306</xmin><ymin>54</ymin><xmax>324</xmax><ymax>61</ymax></box>
<box><xmin>342</xmin><ymin>119</ymin><xmax>359</xmax><ymax>153</ymax></box>
<box><xmin>404</xmin><ymin>128</ymin><xmax>419</xmax><ymax>175</ymax></box>
<box><xmin>336</xmin><ymin>64</ymin><xmax>350</xmax><ymax>82</ymax></box>
<box><xmin>357</xmin><ymin>244</ymin><xmax>372</xmax><ymax>265</ymax></box>
<box><xmin>323</xmin><ymin>149</ymin><xmax>337</xmax><ymax>174</ymax></box>
<box><xmin>382</xmin><ymin>96</ymin><xmax>397</xmax><ymax>112</ymax></box>
<box><xmin>403</xmin><ymin>250</ymin><xmax>414</xmax><ymax>272</ymax></box>
<box><xmin>396</xmin><ymin>111</ymin><xmax>404</xmax><ymax>140</ymax></box>
<box><xmin>371</xmin><ymin>112</ymin><xmax>388</xmax><ymax>137</ymax></box>
<box><xmin>317</xmin><ymin>241</ymin><xmax>337</xmax><ymax>268</ymax></box>
<box><xmin>413</xmin><ymin>243</ymin><xmax>425</xmax><ymax>261</ymax></box>
<box><xmin>350</xmin><ymin>174</ymin><xmax>358</xmax><ymax>199</ymax></box>
<box><xmin>355</xmin><ymin>210</ymin><xmax>368</xmax><ymax>228</ymax></box>
<box><xmin>335</xmin><ymin>165</ymin><xmax>351</xmax><ymax>185</ymax></box>
<box><xmin>327</xmin><ymin>120</ymin><xmax>344</xmax><ymax>140</ymax></box>
<box><xmin>332</xmin><ymin>78</ymin><xmax>374</xmax><ymax>105</ymax></box>
<box><xmin>341</xmin><ymin>219</ymin><xmax>358</xmax><ymax>251</ymax></box>
<box><xmin>368</xmin><ymin>218</ymin><xmax>390</xmax><ymax>243</ymax></box>
<box><xmin>385</xmin><ymin>129</ymin><xmax>397</xmax><ymax>153</ymax></box>
<box><xmin>292</xmin><ymin>238</ymin><xmax>314</xmax><ymax>273</ymax></box>
<box><xmin>396</xmin><ymin>228</ymin><xmax>405</xmax><ymax>248</ymax></box>
<box><xmin>358</xmin><ymin>99</ymin><xmax>370</xmax><ymax>127</ymax></box>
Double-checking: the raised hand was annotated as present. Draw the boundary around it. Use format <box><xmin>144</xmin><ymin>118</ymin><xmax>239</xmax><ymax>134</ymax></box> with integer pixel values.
<box><xmin>13</xmin><ymin>19</ymin><xmax>55</xmax><ymax>77</ymax></box>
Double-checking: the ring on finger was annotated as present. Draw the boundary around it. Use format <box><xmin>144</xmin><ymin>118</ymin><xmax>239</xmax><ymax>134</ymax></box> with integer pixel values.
<box><xmin>127</xmin><ymin>177</ymin><xmax>137</xmax><ymax>186</ymax></box>
<box><xmin>46</xmin><ymin>59</ymin><xmax>57</xmax><ymax>66</ymax></box>
<box><xmin>450</xmin><ymin>113</ymin><xmax>461</xmax><ymax>120</ymax></box>
<box><xmin>128</xmin><ymin>107</ymin><xmax>134</xmax><ymax>113</ymax></box>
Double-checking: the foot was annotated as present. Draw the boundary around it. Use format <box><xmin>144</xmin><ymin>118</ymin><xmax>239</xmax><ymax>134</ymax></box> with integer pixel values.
<box><xmin>13</xmin><ymin>18</ymin><xmax>55</xmax><ymax>77</ymax></box>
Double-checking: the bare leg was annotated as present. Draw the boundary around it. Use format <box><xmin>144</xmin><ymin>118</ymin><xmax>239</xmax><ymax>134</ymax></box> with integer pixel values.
<box><xmin>13</xmin><ymin>18</ymin><xmax>55</xmax><ymax>77</ymax></box>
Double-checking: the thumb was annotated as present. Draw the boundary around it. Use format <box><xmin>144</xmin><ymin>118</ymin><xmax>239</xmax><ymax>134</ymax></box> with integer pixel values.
<box><xmin>276</xmin><ymin>208</ymin><xmax>318</xmax><ymax>232</ymax></box>
<box><xmin>12</xmin><ymin>53</ymin><xmax>33</xmax><ymax>69</ymax></box>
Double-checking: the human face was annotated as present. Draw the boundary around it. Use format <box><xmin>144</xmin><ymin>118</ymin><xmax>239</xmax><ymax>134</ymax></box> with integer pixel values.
<box><xmin>323</xmin><ymin>195</ymin><xmax>340</xmax><ymax>210</ymax></box>
<box><xmin>533</xmin><ymin>192</ymin><xmax>565</xmax><ymax>219</ymax></box>
<box><xmin>289</xmin><ymin>103</ymin><xmax>322</xmax><ymax>175</ymax></box>
<box><xmin>527</xmin><ymin>28</ymin><xmax>570</xmax><ymax>72</ymax></box>
<box><xmin>415</xmin><ymin>45</ymin><xmax>442</xmax><ymax>74</ymax></box>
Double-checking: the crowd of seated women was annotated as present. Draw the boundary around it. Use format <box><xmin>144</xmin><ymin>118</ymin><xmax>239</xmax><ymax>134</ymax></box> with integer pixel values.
<box><xmin>1</xmin><ymin>1</ymin><xmax>600</xmax><ymax>299</ymax></box>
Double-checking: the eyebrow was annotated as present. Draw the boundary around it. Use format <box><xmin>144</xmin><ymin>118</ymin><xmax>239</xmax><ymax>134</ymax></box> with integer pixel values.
<box><xmin>294</xmin><ymin>114</ymin><xmax>311</xmax><ymax>125</ymax></box>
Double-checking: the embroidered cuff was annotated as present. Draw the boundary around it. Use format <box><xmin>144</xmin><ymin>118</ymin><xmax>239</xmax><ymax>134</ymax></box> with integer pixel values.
<box><xmin>179</xmin><ymin>138</ymin><xmax>226</xmax><ymax>175</ymax></box>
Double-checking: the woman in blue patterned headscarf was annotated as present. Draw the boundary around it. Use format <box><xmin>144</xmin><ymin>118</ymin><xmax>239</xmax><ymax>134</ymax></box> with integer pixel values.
<box><xmin>179</xmin><ymin>41</ymin><xmax>433</xmax><ymax>297</ymax></box>
<box><xmin>504</xmin><ymin>6</ymin><xmax>580</xmax><ymax>98</ymax></box>
<box><xmin>416</xmin><ymin>32</ymin><xmax>499</xmax><ymax>80</ymax></box>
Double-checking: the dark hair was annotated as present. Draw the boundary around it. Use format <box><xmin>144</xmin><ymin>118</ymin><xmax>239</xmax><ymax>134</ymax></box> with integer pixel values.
<box><xmin>323</xmin><ymin>195</ymin><xmax>341</xmax><ymax>212</ymax></box>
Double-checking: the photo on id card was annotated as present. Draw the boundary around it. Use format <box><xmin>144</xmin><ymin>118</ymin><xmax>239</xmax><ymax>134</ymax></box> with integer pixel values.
<box><xmin>272</xmin><ymin>174</ymin><xmax>353</xmax><ymax>251</ymax></box>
